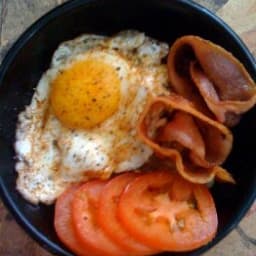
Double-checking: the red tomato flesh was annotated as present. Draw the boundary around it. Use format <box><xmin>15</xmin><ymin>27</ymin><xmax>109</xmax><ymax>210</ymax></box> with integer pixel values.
<box><xmin>54</xmin><ymin>184</ymin><xmax>94</xmax><ymax>256</ymax></box>
<box><xmin>117</xmin><ymin>171</ymin><xmax>218</xmax><ymax>252</ymax></box>
<box><xmin>98</xmin><ymin>172</ymin><xmax>158</xmax><ymax>255</ymax></box>
<box><xmin>71</xmin><ymin>180</ymin><xmax>130</xmax><ymax>256</ymax></box>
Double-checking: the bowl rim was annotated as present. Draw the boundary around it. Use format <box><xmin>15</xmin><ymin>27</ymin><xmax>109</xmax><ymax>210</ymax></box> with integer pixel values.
<box><xmin>0</xmin><ymin>0</ymin><xmax>256</xmax><ymax>255</ymax></box>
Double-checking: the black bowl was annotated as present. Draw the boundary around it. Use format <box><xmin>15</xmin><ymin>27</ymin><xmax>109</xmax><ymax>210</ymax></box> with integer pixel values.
<box><xmin>0</xmin><ymin>0</ymin><xmax>255</xmax><ymax>255</ymax></box>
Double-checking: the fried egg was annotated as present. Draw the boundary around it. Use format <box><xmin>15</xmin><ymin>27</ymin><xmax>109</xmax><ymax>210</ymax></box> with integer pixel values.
<box><xmin>15</xmin><ymin>30</ymin><xmax>169</xmax><ymax>204</ymax></box>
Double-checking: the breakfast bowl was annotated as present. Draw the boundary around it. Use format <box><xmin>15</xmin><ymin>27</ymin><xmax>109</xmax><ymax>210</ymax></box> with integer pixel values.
<box><xmin>0</xmin><ymin>0</ymin><xmax>256</xmax><ymax>255</ymax></box>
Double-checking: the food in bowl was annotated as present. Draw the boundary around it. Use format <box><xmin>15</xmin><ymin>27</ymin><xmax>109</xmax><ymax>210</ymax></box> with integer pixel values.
<box><xmin>14</xmin><ymin>30</ymin><xmax>256</xmax><ymax>255</ymax></box>
<box><xmin>14</xmin><ymin>30</ymin><xmax>169</xmax><ymax>204</ymax></box>
<box><xmin>167</xmin><ymin>35</ymin><xmax>256</xmax><ymax>127</ymax></box>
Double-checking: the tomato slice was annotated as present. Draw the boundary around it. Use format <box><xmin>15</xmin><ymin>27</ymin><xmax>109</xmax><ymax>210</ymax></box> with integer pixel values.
<box><xmin>54</xmin><ymin>184</ymin><xmax>94</xmax><ymax>256</ymax></box>
<box><xmin>71</xmin><ymin>180</ymin><xmax>129</xmax><ymax>256</ymax></box>
<box><xmin>117</xmin><ymin>171</ymin><xmax>218</xmax><ymax>252</ymax></box>
<box><xmin>98</xmin><ymin>172</ymin><xmax>158</xmax><ymax>255</ymax></box>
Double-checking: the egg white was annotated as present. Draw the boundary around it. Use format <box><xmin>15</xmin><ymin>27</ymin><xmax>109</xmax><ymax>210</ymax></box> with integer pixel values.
<box><xmin>15</xmin><ymin>30</ymin><xmax>169</xmax><ymax>204</ymax></box>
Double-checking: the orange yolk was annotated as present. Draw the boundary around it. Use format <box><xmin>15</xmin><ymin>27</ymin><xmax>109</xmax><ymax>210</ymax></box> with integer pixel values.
<box><xmin>50</xmin><ymin>58</ymin><xmax>121</xmax><ymax>129</ymax></box>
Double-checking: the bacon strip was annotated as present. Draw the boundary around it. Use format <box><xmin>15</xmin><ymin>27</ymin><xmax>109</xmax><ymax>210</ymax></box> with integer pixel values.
<box><xmin>138</xmin><ymin>94</ymin><xmax>234</xmax><ymax>184</ymax></box>
<box><xmin>168</xmin><ymin>36</ymin><xmax>256</xmax><ymax>127</ymax></box>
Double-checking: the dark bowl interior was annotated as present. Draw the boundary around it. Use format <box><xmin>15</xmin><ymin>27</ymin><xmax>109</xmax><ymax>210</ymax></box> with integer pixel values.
<box><xmin>0</xmin><ymin>0</ymin><xmax>256</xmax><ymax>255</ymax></box>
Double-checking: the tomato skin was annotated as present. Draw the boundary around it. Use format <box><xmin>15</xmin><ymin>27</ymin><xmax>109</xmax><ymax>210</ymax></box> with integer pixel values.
<box><xmin>55</xmin><ymin>171</ymin><xmax>217</xmax><ymax>255</ymax></box>
<box><xmin>54</xmin><ymin>184</ymin><xmax>94</xmax><ymax>256</ymax></box>
<box><xmin>98</xmin><ymin>172</ymin><xmax>158</xmax><ymax>255</ymax></box>
<box><xmin>71</xmin><ymin>180</ymin><xmax>130</xmax><ymax>256</ymax></box>
<box><xmin>117</xmin><ymin>171</ymin><xmax>218</xmax><ymax>252</ymax></box>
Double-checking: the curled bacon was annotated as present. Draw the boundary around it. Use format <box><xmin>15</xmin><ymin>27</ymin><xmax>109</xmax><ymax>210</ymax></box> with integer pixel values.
<box><xmin>168</xmin><ymin>36</ymin><xmax>256</xmax><ymax>127</ymax></box>
<box><xmin>138</xmin><ymin>94</ymin><xmax>234</xmax><ymax>184</ymax></box>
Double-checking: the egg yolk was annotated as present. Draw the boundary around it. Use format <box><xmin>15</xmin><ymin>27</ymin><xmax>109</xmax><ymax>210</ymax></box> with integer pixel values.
<box><xmin>50</xmin><ymin>58</ymin><xmax>121</xmax><ymax>129</ymax></box>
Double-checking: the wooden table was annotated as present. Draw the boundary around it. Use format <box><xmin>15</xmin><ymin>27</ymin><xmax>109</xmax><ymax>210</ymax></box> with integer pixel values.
<box><xmin>0</xmin><ymin>0</ymin><xmax>255</xmax><ymax>255</ymax></box>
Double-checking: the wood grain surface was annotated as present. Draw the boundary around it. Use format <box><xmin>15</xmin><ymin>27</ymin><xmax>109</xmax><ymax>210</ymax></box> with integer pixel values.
<box><xmin>217</xmin><ymin>0</ymin><xmax>256</xmax><ymax>56</ymax></box>
<box><xmin>0</xmin><ymin>0</ymin><xmax>255</xmax><ymax>255</ymax></box>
